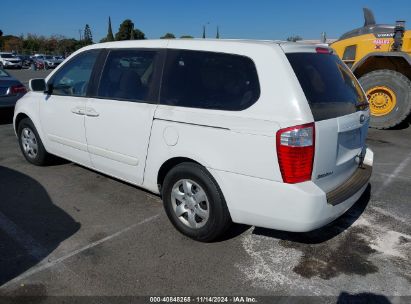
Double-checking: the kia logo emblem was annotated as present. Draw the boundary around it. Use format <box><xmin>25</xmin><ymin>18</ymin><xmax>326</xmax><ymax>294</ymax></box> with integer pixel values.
<box><xmin>360</xmin><ymin>114</ymin><xmax>366</xmax><ymax>124</ymax></box>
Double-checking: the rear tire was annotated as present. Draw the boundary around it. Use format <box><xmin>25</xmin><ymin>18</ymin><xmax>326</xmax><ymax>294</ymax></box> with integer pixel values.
<box><xmin>17</xmin><ymin>118</ymin><xmax>51</xmax><ymax>166</ymax></box>
<box><xmin>359</xmin><ymin>69</ymin><xmax>411</xmax><ymax>129</ymax></box>
<box><xmin>162</xmin><ymin>162</ymin><xmax>231</xmax><ymax>242</ymax></box>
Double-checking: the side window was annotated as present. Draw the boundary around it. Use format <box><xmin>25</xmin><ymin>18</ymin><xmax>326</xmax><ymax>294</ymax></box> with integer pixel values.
<box><xmin>342</xmin><ymin>45</ymin><xmax>357</xmax><ymax>68</ymax></box>
<box><xmin>48</xmin><ymin>50</ymin><xmax>99</xmax><ymax>97</ymax></box>
<box><xmin>160</xmin><ymin>50</ymin><xmax>260</xmax><ymax>111</ymax></box>
<box><xmin>97</xmin><ymin>49</ymin><xmax>160</xmax><ymax>103</ymax></box>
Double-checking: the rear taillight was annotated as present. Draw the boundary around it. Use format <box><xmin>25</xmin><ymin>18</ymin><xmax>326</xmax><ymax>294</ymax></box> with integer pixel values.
<box><xmin>276</xmin><ymin>123</ymin><xmax>315</xmax><ymax>184</ymax></box>
<box><xmin>8</xmin><ymin>84</ymin><xmax>27</xmax><ymax>95</ymax></box>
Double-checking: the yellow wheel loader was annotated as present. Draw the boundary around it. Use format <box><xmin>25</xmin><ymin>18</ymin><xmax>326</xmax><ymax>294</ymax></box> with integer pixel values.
<box><xmin>332</xmin><ymin>8</ymin><xmax>411</xmax><ymax>129</ymax></box>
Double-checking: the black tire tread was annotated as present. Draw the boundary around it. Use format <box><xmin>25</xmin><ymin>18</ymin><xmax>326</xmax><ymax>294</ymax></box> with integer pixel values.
<box><xmin>162</xmin><ymin>162</ymin><xmax>231</xmax><ymax>242</ymax></box>
<box><xmin>359</xmin><ymin>69</ymin><xmax>411</xmax><ymax>129</ymax></box>
<box><xmin>17</xmin><ymin>118</ymin><xmax>51</xmax><ymax>166</ymax></box>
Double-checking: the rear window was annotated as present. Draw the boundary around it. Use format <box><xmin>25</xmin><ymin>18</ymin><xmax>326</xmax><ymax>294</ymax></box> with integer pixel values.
<box><xmin>286</xmin><ymin>53</ymin><xmax>367</xmax><ymax>121</ymax></box>
<box><xmin>160</xmin><ymin>50</ymin><xmax>260</xmax><ymax>111</ymax></box>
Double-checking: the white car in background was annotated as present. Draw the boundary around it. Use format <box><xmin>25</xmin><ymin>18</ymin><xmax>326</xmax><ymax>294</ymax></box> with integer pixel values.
<box><xmin>0</xmin><ymin>52</ymin><xmax>22</xmax><ymax>69</ymax></box>
<box><xmin>53</xmin><ymin>55</ymin><xmax>65</xmax><ymax>64</ymax></box>
<box><xmin>13</xmin><ymin>39</ymin><xmax>374</xmax><ymax>241</ymax></box>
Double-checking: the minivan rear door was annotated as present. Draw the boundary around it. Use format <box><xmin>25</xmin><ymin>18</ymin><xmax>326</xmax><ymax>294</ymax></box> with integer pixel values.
<box><xmin>284</xmin><ymin>48</ymin><xmax>370</xmax><ymax>193</ymax></box>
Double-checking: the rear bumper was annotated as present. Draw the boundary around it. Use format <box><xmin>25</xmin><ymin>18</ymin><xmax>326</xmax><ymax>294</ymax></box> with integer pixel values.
<box><xmin>209</xmin><ymin>148</ymin><xmax>373</xmax><ymax>232</ymax></box>
<box><xmin>327</xmin><ymin>165</ymin><xmax>372</xmax><ymax>206</ymax></box>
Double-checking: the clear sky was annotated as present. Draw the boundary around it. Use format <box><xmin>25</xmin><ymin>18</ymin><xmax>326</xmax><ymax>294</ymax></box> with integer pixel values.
<box><xmin>2</xmin><ymin>0</ymin><xmax>410</xmax><ymax>41</ymax></box>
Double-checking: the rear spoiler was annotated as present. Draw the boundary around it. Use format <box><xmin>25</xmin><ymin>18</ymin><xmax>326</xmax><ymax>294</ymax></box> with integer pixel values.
<box><xmin>280</xmin><ymin>43</ymin><xmax>333</xmax><ymax>54</ymax></box>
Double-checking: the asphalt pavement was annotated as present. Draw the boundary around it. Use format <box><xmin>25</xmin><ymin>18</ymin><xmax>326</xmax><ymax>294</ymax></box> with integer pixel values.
<box><xmin>0</xmin><ymin>69</ymin><xmax>410</xmax><ymax>301</ymax></box>
<box><xmin>7</xmin><ymin>69</ymin><xmax>50</xmax><ymax>88</ymax></box>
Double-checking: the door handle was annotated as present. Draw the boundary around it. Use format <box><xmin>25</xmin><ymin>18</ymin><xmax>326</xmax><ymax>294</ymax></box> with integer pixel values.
<box><xmin>85</xmin><ymin>108</ymin><xmax>100</xmax><ymax>117</ymax></box>
<box><xmin>71</xmin><ymin>107</ymin><xmax>85</xmax><ymax>115</ymax></box>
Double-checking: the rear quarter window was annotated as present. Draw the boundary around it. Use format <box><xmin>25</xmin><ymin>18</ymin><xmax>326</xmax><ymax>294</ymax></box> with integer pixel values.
<box><xmin>286</xmin><ymin>53</ymin><xmax>367</xmax><ymax>121</ymax></box>
<box><xmin>160</xmin><ymin>49</ymin><xmax>260</xmax><ymax>111</ymax></box>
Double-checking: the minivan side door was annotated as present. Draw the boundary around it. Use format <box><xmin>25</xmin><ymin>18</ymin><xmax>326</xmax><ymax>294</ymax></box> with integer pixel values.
<box><xmin>85</xmin><ymin>48</ymin><xmax>164</xmax><ymax>185</ymax></box>
<box><xmin>39</xmin><ymin>50</ymin><xmax>100</xmax><ymax>167</ymax></box>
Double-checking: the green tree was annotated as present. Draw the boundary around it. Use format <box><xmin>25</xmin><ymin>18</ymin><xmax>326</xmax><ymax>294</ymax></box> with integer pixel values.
<box><xmin>132</xmin><ymin>28</ymin><xmax>145</xmax><ymax>40</ymax></box>
<box><xmin>57</xmin><ymin>38</ymin><xmax>78</xmax><ymax>55</ymax></box>
<box><xmin>23</xmin><ymin>34</ymin><xmax>41</xmax><ymax>53</ymax></box>
<box><xmin>2</xmin><ymin>35</ymin><xmax>23</xmax><ymax>53</ymax></box>
<box><xmin>160</xmin><ymin>33</ymin><xmax>176</xmax><ymax>39</ymax></box>
<box><xmin>115</xmin><ymin>19</ymin><xmax>145</xmax><ymax>40</ymax></box>
<box><xmin>115</xmin><ymin>19</ymin><xmax>132</xmax><ymax>40</ymax></box>
<box><xmin>180</xmin><ymin>35</ymin><xmax>194</xmax><ymax>39</ymax></box>
<box><xmin>83</xmin><ymin>24</ymin><xmax>93</xmax><ymax>45</ymax></box>
<box><xmin>202</xmin><ymin>26</ymin><xmax>206</xmax><ymax>39</ymax></box>
<box><xmin>216</xmin><ymin>26</ymin><xmax>220</xmax><ymax>39</ymax></box>
<box><xmin>107</xmin><ymin>17</ymin><xmax>114</xmax><ymax>41</ymax></box>
<box><xmin>286</xmin><ymin>35</ymin><xmax>302</xmax><ymax>42</ymax></box>
<box><xmin>45</xmin><ymin>36</ymin><xmax>59</xmax><ymax>53</ymax></box>
<box><xmin>0</xmin><ymin>30</ymin><xmax>3</xmax><ymax>37</ymax></box>
<box><xmin>100</xmin><ymin>17</ymin><xmax>115</xmax><ymax>43</ymax></box>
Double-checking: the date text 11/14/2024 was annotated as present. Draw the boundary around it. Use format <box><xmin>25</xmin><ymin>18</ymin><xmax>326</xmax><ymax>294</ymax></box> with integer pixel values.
<box><xmin>149</xmin><ymin>296</ymin><xmax>258</xmax><ymax>303</ymax></box>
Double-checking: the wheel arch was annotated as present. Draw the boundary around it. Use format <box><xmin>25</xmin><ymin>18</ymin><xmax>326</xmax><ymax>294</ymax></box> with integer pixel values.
<box><xmin>14</xmin><ymin>112</ymin><xmax>48</xmax><ymax>150</ymax></box>
<box><xmin>14</xmin><ymin>112</ymin><xmax>31</xmax><ymax>135</ymax></box>
<box><xmin>353</xmin><ymin>52</ymin><xmax>411</xmax><ymax>80</ymax></box>
<box><xmin>157</xmin><ymin>157</ymin><xmax>202</xmax><ymax>194</ymax></box>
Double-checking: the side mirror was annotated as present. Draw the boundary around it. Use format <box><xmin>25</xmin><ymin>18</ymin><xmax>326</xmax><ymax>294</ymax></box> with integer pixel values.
<box><xmin>29</xmin><ymin>78</ymin><xmax>47</xmax><ymax>92</ymax></box>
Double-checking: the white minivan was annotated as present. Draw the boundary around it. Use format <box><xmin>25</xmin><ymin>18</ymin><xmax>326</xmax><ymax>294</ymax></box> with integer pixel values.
<box><xmin>14</xmin><ymin>39</ymin><xmax>373</xmax><ymax>241</ymax></box>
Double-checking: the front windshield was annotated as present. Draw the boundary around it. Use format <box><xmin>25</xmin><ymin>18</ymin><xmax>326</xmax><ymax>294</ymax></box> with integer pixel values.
<box><xmin>45</xmin><ymin>56</ymin><xmax>53</xmax><ymax>59</ymax></box>
<box><xmin>1</xmin><ymin>54</ymin><xmax>14</xmax><ymax>58</ymax></box>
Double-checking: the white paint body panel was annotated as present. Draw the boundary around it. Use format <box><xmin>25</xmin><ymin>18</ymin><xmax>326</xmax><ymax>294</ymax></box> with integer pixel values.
<box><xmin>13</xmin><ymin>39</ymin><xmax>374</xmax><ymax>232</ymax></box>
<box><xmin>39</xmin><ymin>94</ymin><xmax>91</xmax><ymax>167</ymax></box>
<box><xmin>85</xmin><ymin>98</ymin><xmax>156</xmax><ymax>185</ymax></box>
<box><xmin>208</xmin><ymin>167</ymin><xmax>369</xmax><ymax>231</ymax></box>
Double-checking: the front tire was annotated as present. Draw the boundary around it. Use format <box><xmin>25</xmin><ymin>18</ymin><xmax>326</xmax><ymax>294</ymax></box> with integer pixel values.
<box><xmin>359</xmin><ymin>69</ymin><xmax>411</xmax><ymax>129</ymax></box>
<box><xmin>18</xmin><ymin>118</ymin><xmax>50</xmax><ymax>166</ymax></box>
<box><xmin>162</xmin><ymin>162</ymin><xmax>231</xmax><ymax>242</ymax></box>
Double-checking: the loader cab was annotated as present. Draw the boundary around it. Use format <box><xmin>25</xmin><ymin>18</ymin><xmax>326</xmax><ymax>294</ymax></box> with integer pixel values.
<box><xmin>330</xmin><ymin>8</ymin><xmax>411</xmax><ymax>130</ymax></box>
<box><xmin>336</xmin><ymin>23</ymin><xmax>396</xmax><ymax>68</ymax></box>
<box><xmin>339</xmin><ymin>24</ymin><xmax>395</xmax><ymax>41</ymax></box>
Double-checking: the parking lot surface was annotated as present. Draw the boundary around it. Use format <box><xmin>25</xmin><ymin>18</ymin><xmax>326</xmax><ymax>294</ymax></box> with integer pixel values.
<box><xmin>0</xmin><ymin>70</ymin><xmax>410</xmax><ymax>299</ymax></box>
<box><xmin>7</xmin><ymin>69</ymin><xmax>50</xmax><ymax>89</ymax></box>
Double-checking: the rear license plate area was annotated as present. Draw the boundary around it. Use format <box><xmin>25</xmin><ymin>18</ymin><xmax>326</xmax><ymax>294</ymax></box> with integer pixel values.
<box><xmin>337</xmin><ymin>128</ymin><xmax>362</xmax><ymax>164</ymax></box>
